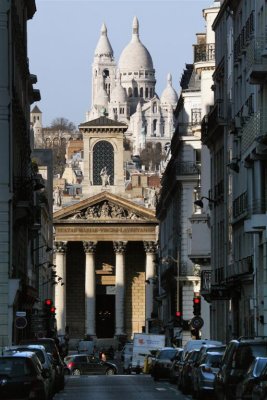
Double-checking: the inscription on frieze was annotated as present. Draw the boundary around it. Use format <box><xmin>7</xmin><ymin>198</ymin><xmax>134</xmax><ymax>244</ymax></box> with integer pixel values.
<box><xmin>56</xmin><ymin>226</ymin><xmax>155</xmax><ymax>233</ymax></box>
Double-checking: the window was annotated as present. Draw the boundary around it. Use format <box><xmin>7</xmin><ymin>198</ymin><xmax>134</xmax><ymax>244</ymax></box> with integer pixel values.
<box><xmin>128</xmin><ymin>88</ymin><xmax>132</xmax><ymax>97</ymax></box>
<box><xmin>153</xmin><ymin>119</ymin><xmax>157</xmax><ymax>135</ymax></box>
<box><xmin>140</xmin><ymin>87</ymin><xmax>143</xmax><ymax>98</ymax></box>
<box><xmin>153</xmin><ymin>102</ymin><xmax>157</xmax><ymax>113</ymax></box>
<box><xmin>134</xmin><ymin>87</ymin><xmax>138</xmax><ymax>97</ymax></box>
<box><xmin>93</xmin><ymin>141</ymin><xmax>114</xmax><ymax>185</ymax></box>
<box><xmin>120</xmin><ymin>108</ymin><xmax>124</xmax><ymax>114</ymax></box>
<box><xmin>145</xmin><ymin>88</ymin><xmax>148</xmax><ymax>98</ymax></box>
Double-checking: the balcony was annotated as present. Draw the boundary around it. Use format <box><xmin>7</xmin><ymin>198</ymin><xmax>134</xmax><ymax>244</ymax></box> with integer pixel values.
<box><xmin>176</xmin><ymin>161</ymin><xmax>200</xmax><ymax>178</ymax></box>
<box><xmin>194</xmin><ymin>43</ymin><xmax>215</xmax><ymax>63</ymax></box>
<box><xmin>226</xmin><ymin>256</ymin><xmax>253</xmax><ymax>280</ymax></box>
<box><xmin>200</xmin><ymin>270</ymin><xmax>230</xmax><ymax>302</ymax></box>
<box><xmin>201</xmin><ymin>100</ymin><xmax>225</xmax><ymax>145</ymax></box>
<box><xmin>247</xmin><ymin>36</ymin><xmax>267</xmax><ymax>84</ymax></box>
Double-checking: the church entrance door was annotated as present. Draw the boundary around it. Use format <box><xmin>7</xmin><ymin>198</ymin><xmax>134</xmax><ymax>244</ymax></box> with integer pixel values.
<box><xmin>96</xmin><ymin>293</ymin><xmax>115</xmax><ymax>338</ymax></box>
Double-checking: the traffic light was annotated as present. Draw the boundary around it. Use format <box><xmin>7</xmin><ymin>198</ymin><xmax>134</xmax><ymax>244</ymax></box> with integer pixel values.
<box><xmin>174</xmin><ymin>311</ymin><xmax>182</xmax><ymax>327</ymax></box>
<box><xmin>193</xmin><ymin>296</ymin><xmax>201</xmax><ymax>316</ymax></box>
<box><xmin>43</xmin><ymin>299</ymin><xmax>56</xmax><ymax>337</ymax></box>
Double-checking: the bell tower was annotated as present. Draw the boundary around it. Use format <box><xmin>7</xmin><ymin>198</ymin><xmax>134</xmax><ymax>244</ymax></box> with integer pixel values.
<box><xmin>79</xmin><ymin>115</ymin><xmax>128</xmax><ymax>197</ymax></box>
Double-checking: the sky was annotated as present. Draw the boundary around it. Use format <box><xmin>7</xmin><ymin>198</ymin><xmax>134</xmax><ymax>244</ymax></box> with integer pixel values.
<box><xmin>28</xmin><ymin>0</ymin><xmax>211</xmax><ymax>128</ymax></box>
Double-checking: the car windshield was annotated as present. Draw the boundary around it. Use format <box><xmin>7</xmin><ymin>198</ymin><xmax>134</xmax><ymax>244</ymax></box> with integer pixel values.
<box><xmin>158</xmin><ymin>350</ymin><xmax>177</xmax><ymax>360</ymax></box>
<box><xmin>208</xmin><ymin>353</ymin><xmax>223</xmax><ymax>367</ymax></box>
<box><xmin>0</xmin><ymin>358</ymin><xmax>33</xmax><ymax>377</ymax></box>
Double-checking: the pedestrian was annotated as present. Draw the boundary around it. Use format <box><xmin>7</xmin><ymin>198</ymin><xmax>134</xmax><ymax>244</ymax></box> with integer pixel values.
<box><xmin>101</xmin><ymin>350</ymin><xmax>106</xmax><ymax>362</ymax></box>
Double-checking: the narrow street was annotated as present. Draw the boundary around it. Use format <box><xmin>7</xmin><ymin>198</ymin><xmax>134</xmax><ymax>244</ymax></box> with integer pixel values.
<box><xmin>54</xmin><ymin>375</ymin><xmax>190</xmax><ymax>400</ymax></box>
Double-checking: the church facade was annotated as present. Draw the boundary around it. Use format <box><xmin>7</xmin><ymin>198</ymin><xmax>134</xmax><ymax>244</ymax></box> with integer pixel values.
<box><xmin>86</xmin><ymin>17</ymin><xmax>178</xmax><ymax>156</ymax></box>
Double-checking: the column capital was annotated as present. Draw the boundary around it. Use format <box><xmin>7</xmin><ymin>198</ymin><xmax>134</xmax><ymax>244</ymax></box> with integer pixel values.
<box><xmin>83</xmin><ymin>241</ymin><xmax>97</xmax><ymax>254</ymax></box>
<box><xmin>113</xmin><ymin>241</ymin><xmax>127</xmax><ymax>254</ymax></box>
<box><xmin>54</xmin><ymin>241</ymin><xmax>67</xmax><ymax>253</ymax></box>
<box><xmin>143</xmin><ymin>241</ymin><xmax>157</xmax><ymax>254</ymax></box>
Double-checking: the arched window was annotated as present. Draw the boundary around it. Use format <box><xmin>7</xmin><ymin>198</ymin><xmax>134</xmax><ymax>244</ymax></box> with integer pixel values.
<box><xmin>153</xmin><ymin>119</ymin><xmax>157</xmax><ymax>136</ymax></box>
<box><xmin>128</xmin><ymin>87</ymin><xmax>132</xmax><ymax>97</ymax></box>
<box><xmin>134</xmin><ymin>87</ymin><xmax>138</xmax><ymax>97</ymax></box>
<box><xmin>145</xmin><ymin>88</ymin><xmax>148</xmax><ymax>98</ymax></box>
<box><xmin>93</xmin><ymin>141</ymin><xmax>114</xmax><ymax>185</ymax></box>
<box><xmin>150</xmin><ymin>88</ymin><xmax>153</xmax><ymax>98</ymax></box>
<box><xmin>140</xmin><ymin>87</ymin><xmax>143</xmax><ymax>98</ymax></box>
<box><xmin>153</xmin><ymin>102</ymin><xmax>157</xmax><ymax>113</ymax></box>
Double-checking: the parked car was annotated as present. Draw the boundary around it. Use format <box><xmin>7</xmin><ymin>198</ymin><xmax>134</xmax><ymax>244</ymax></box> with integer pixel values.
<box><xmin>151</xmin><ymin>347</ymin><xmax>180</xmax><ymax>381</ymax></box>
<box><xmin>64</xmin><ymin>354</ymin><xmax>118</xmax><ymax>375</ymax></box>
<box><xmin>179</xmin><ymin>348</ymin><xmax>200</xmax><ymax>394</ymax></box>
<box><xmin>193</xmin><ymin>351</ymin><xmax>223</xmax><ymax>399</ymax></box>
<box><xmin>183</xmin><ymin>339</ymin><xmax>223</xmax><ymax>359</ymax></box>
<box><xmin>0</xmin><ymin>351</ymin><xmax>50</xmax><ymax>400</ymax></box>
<box><xmin>214</xmin><ymin>337</ymin><xmax>267</xmax><ymax>400</ymax></box>
<box><xmin>235</xmin><ymin>357</ymin><xmax>267</xmax><ymax>400</ymax></box>
<box><xmin>169</xmin><ymin>348</ymin><xmax>184</xmax><ymax>383</ymax></box>
<box><xmin>252</xmin><ymin>361</ymin><xmax>267</xmax><ymax>400</ymax></box>
<box><xmin>191</xmin><ymin>344</ymin><xmax>226</xmax><ymax>395</ymax></box>
<box><xmin>4</xmin><ymin>344</ymin><xmax>56</xmax><ymax>397</ymax></box>
<box><xmin>20</xmin><ymin>337</ymin><xmax>65</xmax><ymax>391</ymax></box>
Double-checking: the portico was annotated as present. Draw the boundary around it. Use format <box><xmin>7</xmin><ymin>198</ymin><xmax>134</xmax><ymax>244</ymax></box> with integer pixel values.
<box><xmin>53</xmin><ymin>191</ymin><xmax>158</xmax><ymax>340</ymax></box>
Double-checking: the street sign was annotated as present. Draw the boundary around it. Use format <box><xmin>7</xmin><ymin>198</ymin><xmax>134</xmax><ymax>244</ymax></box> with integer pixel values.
<box><xmin>190</xmin><ymin>316</ymin><xmax>204</xmax><ymax>330</ymax></box>
<box><xmin>173</xmin><ymin>327</ymin><xmax>183</xmax><ymax>339</ymax></box>
<box><xmin>15</xmin><ymin>316</ymin><xmax>27</xmax><ymax>329</ymax></box>
<box><xmin>16</xmin><ymin>311</ymin><xmax>26</xmax><ymax>317</ymax></box>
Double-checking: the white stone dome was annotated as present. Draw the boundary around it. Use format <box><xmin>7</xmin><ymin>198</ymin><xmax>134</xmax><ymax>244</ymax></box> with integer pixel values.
<box><xmin>94</xmin><ymin>23</ymin><xmax>113</xmax><ymax>58</ymax></box>
<box><xmin>94</xmin><ymin>81</ymin><xmax>109</xmax><ymax>108</ymax></box>
<box><xmin>110</xmin><ymin>72</ymin><xmax>127</xmax><ymax>103</ymax></box>
<box><xmin>160</xmin><ymin>73</ymin><xmax>178</xmax><ymax>105</ymax></box>
<box><xmin>118</xmin><ymin>17</ymin><xmax>153</xmax><ymax>71</ymax></box>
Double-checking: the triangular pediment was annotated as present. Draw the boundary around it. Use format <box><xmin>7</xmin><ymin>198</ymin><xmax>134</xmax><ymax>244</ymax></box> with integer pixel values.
<box><xmin>53</xmin><ymin>191</ymin><xmax>157</xmax><ymax>223</ymax></box>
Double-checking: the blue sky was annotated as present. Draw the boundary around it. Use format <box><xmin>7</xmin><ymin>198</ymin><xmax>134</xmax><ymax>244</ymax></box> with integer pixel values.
<box><xmin>28</xmin><ymin>0</ymin><xmax>211</xmax><ymax>128</ymax></box>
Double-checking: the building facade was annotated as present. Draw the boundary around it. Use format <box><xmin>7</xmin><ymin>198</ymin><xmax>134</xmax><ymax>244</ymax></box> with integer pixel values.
<box><xmin>0</xmin><ymin>0</ymin><xmax>49</xmax><ymax>346</ymax></box>
<box><xmin>156</xmin><ymin>1</ymin><xmax>220</xmax><ymax>345</ymax></box>
<box><xmin>202</xmin><ymin>0</ymin><xmax>267</xmax><ymax>342</ymax></box>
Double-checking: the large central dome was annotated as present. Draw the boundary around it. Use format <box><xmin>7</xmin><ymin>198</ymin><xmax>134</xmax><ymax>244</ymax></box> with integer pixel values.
<box><xmin>118</xmin><ymin>17</ymin><xmax>153</xmax><ymax>71</ymax></box>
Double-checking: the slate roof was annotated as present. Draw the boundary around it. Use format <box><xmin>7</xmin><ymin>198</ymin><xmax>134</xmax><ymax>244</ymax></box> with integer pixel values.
<box><xmin>79</xmin><ymin>116</ymin><xmax>128</xmax><ymax>128</ymax></box>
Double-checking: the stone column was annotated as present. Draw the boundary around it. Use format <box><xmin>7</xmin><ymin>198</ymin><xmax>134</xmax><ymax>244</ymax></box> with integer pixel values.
<box><xmin>113</xmin><ymin>241</ymin><xmax>127</xmax><ymax>336</ymax></box>
<box><xmin>83</xmin><ymin>241</ymin><xmax>97</xmax><ymax>337</ymax></box>
<box><xmin>144</xmin><ymin>241</ymin><xmax>157</xmax><ymax>329</ymax></box>
<box><xmin>54</xmin><ymin>241</ymin><xmax>67</xmax><ymax>335</ymax></box>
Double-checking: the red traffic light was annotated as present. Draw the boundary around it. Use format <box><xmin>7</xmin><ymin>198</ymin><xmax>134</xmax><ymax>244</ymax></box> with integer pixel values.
<box><xmin>193</xmin><ymin>297</ymin><xmax>201</xmax><ymax>304</ymax></box>
<box><xmin>50</xmin><ymin>306</ymin><xmax>56</xmax><ymax>314</ymax></box>
<box><xmin>44</xmin><ymin>299</ymin><xmax>52</xmax><ymax>306</ymax></box>
<box><xmin>175</xmin><ymin>311</ymin><xmax>182</xmax><ymax>317</ymax></box>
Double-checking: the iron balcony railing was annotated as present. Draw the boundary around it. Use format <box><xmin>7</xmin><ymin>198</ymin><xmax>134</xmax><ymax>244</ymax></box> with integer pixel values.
<box><xmin>246</xmin><ymin>35</ymin><xmax>267</xmax><ymax>70</ymax></box>
<box><xmin>194</xmin><ymin>43</ymin><xmax>215</xmax><ymax>63</ymax></box>
<box><xmin>201</xmin><ymin>270</ymin><xmax>211</xmax><ymax>292</ymax></box>
<box><xmin>176</xmin><ymin>161</ymin><xmax>201</xmax><ymax>176</ymax></box>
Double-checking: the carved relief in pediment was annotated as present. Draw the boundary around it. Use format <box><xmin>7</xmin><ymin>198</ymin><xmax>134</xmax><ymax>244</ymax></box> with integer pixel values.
<box><xmin>67</xmin><ymin>200</ymin><xmax>142</xmax><ymax>221</ymax></box>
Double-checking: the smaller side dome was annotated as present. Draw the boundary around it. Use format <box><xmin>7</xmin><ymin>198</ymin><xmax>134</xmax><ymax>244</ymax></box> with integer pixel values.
<box><xmin>110</xmin><ymin>71</ymin><xmax>127</xmax><ymax>103</ymax></box>
<box><xmin>94</xmin><ymin>77</ymin><xmax>109</xmax><ymax>108</ymax></box>
<box><xmin>160</xmin><ymin>73</ymin><xmax>178</xmax><ymax>106</ymax></box>
<box><xmin>94</xmin><ymin>23</ymin><xmax>114</xmax><ymax>58</ymax></box>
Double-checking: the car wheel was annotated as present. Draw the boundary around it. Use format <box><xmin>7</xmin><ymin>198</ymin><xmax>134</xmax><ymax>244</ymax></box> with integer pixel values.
<box><xmin>106</xmin><ymin>368</ymin><xmax>115</xmax><ymax>375</ymax></box>
<box><xmin>72</xmin><ymin>368</ymin><xmax>81</xmax><ymax>376</ymax></box>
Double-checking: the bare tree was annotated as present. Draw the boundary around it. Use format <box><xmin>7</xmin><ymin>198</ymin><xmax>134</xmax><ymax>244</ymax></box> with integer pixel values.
<box><xmin>140</xmin><ymin>142</ymin><xmax>163</xmax><ymax>170</ymax></box>
<box><xmin>50</xmin><ymin>117</ymin><xmax>76</xmax><ymax>133</ymax></box>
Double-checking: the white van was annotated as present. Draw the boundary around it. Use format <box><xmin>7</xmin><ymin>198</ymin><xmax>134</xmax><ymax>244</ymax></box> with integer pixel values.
<box><xmin>77</xmin><ymin>340</ymin><xmax>95</xmax><ymax>354</ymax></box>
